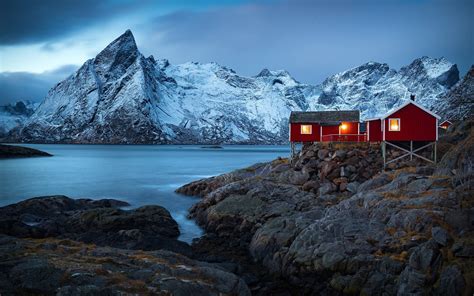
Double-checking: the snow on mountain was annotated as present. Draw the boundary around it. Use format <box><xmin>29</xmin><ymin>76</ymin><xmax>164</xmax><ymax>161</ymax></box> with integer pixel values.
<box><xmin>434</xmin><ymin>65</ymin><xmax>474</xmax><ymax>120</ymax></box>
<box><xmin>4</xmin><ymin>30</ymin><xmax>462</xmax><ymax>144</ymax></box>
<box><xmin>0</xmin><ymin>101</ymin><xmax>37</xmax><ymax>138</ymax></box>
<box><xmin>307</xmin><ymin>57</ymin><xmax>459</xmax><ymax>119</ymax></box>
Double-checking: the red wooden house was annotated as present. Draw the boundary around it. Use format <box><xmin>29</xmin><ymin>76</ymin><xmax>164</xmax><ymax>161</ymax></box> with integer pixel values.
<box><xmin>365</xmin><ymin>100</ymin><xmax>440</xmax><ymax>142</ymax></box>
<box><xmin>289</xmin><ymin>99</ymin><xmax>441</xmax><ymax>166</ymax></box>
<box><xmin>439</xmin><ymin>120</ymin><xmax>452</xmax><ymax>130</ymax></box>
<box><xmin>289</xmin><ymin>110</ymin><xmax>362</xmax><ymax>143</ymax></box>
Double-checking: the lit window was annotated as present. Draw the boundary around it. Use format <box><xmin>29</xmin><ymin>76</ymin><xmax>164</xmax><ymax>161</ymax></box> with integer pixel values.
<box><xmin>301</xmin><ymin>125</ymin><xmax>312</xmax><ymax>134</ymax></box>
<box><xmin>388</xmin><ymin>118</ymin><xmax>400</xmax><ymax>131</ymax></box>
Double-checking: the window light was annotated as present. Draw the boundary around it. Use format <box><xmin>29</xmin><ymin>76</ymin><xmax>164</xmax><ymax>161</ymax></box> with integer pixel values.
<box><xmin>388</xmin><ymin>118</ymin><xmax>400</xmax><ymax>131</ymax></box>
<box><xmin>301</xmin><ymin>125</ymin><xmax>312</xmax><ymax>134</ymax></box>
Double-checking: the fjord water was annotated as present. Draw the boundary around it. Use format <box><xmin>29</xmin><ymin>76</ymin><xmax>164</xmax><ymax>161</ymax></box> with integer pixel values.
<box><xmin>0</xmin><ymin>144</ymin><xmax>289</xmax><ymax>243</ymax></box>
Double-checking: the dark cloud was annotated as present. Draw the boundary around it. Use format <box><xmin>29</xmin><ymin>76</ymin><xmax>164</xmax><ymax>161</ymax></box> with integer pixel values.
<box><xmin>0</xmin><ymin>65</ymin><xmax>78</xmax><ymax>105</ymax></box>
<box><xmin>139</xmin><ymin>0</ymin><xmax>473</xmax><ymax>83</ymax></box>
<box><xmin>0</xmin><ymin>0</ymin><xmax>135</xmax><ymax>45</ymax></box>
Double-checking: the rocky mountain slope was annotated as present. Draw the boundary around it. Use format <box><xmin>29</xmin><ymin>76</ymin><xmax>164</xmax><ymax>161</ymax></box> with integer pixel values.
<box><xmin>4</xmin><ymin>30</ymin><xmax>463</xmax><ymax>144</ymax></box>
<box><xmin>177</xmin><ymin>120</ymin><xmax>474</xmax><ymax>294</ymax></box>
<box><xmin>0</xmin><ymin>101</ymin><xmax>37</xmax><ymax>138</ymax></box>
<box><xmin>434</xmin><ymin>65</ymin><xmax>474</xmax><ymax>120</ymax></box>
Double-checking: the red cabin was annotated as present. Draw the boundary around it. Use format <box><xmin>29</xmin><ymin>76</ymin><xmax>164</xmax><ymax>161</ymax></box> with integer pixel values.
<box><xmin>289</xmin><ymin>110</ymin><xmax>363</xmax><ymax>142</ymax></box>
<box><xmin>365</xmin><ymin>100</ymin><xmax>440</xmax><ymax>142</ymax></box>
<box><xmin>439</xmin><ymin>120</ymin><xmax>452</xmax><ymax>130</ymax></box>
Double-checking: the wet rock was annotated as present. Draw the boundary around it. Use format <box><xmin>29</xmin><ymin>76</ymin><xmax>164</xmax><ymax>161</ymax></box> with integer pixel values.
<box><xmin>0</xmin><ymin>196</ymin><xmax>190</xmax><ymax>254</ymax></box>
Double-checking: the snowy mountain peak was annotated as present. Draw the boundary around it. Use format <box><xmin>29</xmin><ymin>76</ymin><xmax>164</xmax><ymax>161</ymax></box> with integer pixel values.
<box><xmin>401</xmin><ymin>56</ymin><xmax>459</xmax><ymax>89</ymax></box>
<box><xmin>2</xmin><ymin>30</ymin><xmax>466</xmax><ymax>144</ymax></box>
<box><xmin>93</xmin><ymin>30</ymin><xmax>139</xmax><ymax>79</ymax></box>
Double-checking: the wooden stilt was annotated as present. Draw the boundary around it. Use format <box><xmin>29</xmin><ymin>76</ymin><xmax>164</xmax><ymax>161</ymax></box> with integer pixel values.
<box><xmin>290</xmin><ymin>142</ymin><xmax>295</xmax><ymax>161</ymax></box>
<box><xmin>383</xmin><ymin>141</ymin><xmax>437</xmax><ymax>168</ymax></box>
<box><xmin>434</xmin><ymin>142</ymin><xmax>437</xmax><ymax>163</ymax></box>
<box><xmin>382</xmin><ymin>141</ymin><xmax>386</xmax><ymax>170</ymax></box>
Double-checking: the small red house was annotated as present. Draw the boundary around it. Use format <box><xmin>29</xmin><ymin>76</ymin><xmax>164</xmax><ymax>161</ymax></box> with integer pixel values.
<box><xmin>365</xmin><ymin>100</ymin><xmax>440</xmax><ymax>142</ymax></box>
<box><xmin>439</xmin><ymin>120</ymin><xmax>452</xmax><ymax>130</ymax></box>
<box><xmin>289</xmin><ymin>110</ymin><xmax>362</xmax><ymax>142</ymax></box>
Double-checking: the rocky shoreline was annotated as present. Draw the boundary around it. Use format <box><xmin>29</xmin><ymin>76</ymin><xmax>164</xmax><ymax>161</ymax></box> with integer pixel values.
<box><xmin>0</xmin><ymin>196</ymin><xmax>250</xmax><ymax>295</ymax></box>
<box><xmin>177</xmin><ymin>120</ymin><xmax>474</xmax><ymax>295</ymax></box>
<box><xmin>1</xmin><ymin>121</ymin><xmax>472</xmax><ymax>295</ymax></box>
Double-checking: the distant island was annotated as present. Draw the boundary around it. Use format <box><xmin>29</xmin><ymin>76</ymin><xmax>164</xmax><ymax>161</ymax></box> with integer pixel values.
<box><xmin>0</xmin><ymin>144</ymin><xmax>52</xmax><ymax>159</ymax></box>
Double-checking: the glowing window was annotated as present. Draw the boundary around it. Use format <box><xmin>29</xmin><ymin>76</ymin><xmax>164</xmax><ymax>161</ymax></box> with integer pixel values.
<box><xmin>388</xmin><ymin>118</ymin><xmax>400</xmax><ymax>131</ymax></box>
<box><xmin>301</xmin><ymin>125</ymin><xmax>312</xmax><ymax>134</ymax></box>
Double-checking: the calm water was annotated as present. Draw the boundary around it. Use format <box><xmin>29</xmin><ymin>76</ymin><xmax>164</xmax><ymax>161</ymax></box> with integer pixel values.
<box><xmin>0</xmin><ymin>144</ymin><xmax>289</xmax><ymax>243</ymax></box>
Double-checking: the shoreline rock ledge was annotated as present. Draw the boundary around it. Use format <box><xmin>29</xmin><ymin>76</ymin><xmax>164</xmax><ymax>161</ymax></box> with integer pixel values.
<box><xmin>177</xmin><ymin>120</ymin><xmax>474</xmax><ymax>295</ymax></box>
<box><xmin>0</xmin><ymin>195</ymin><xmax>251</xmax><ymax>295</ymax></box>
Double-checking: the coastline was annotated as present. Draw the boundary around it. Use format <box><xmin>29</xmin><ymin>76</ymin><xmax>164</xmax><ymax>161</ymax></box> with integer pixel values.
<box><xmin>0</xmin><ymin>120</ymin><xmax>472</xmax><ymax>294</ymax></box>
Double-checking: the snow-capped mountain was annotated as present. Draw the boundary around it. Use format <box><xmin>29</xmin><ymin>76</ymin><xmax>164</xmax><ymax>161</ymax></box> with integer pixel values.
<box><xmin>0</xmin><ymin>101</ymin><xmax>37</xmax><ymax>138</ymax></box>
<box><xmin>434</xmin><ymin>65</ymin><xmax>474</xmax><ymax>120</ymax></box>
<box><xmin>4</xmin><ymin>30</ymin><xmax>462</xmax><ymax>144</ymax></box>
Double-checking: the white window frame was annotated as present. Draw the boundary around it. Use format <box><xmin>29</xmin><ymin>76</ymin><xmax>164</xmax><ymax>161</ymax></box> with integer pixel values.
<box><xmin>300</xmin><ymin>124</ymin><xmax>312</xmax><ymax>135</ymax></box>
<box><xmin>388</xmin><ymin>118</ymin><xmax>400</xmax><ymax>132</ymax></box>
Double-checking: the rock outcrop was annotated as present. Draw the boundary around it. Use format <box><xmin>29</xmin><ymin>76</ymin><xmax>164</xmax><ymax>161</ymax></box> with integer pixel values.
<box><xmin>0</xmin><ymin>196</ymin><xmax>251</xmax><ymax>295</ymax></box>
<box><xmin>0</xmin><ymin>195</ymin><xmax>192</xmax><ymax>254</ymax></box>
<box><xmin>177</xmin><ymin>121</ymin><xmax>474</xmax><ymax>294</ymax></box>
<box><xmin>0</xmin><ymin>235</ymin><xmax>250</xmax><ymax>295</ymax></box>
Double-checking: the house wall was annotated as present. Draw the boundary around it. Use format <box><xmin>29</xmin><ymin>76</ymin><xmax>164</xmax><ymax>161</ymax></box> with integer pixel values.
<box><xmin>290</xmin><ymin>123</ymin><xmax>320</xmax><ymax>142</ymax></box>
<box><xmin>367</xmin><ymin>119</ymin><xmax>382</xmax><ymax>142</ymax></box>
<box><xmin>384</xmin><ymin>103</ymin><xmax>437</xmax><ymax>141</ymax></box>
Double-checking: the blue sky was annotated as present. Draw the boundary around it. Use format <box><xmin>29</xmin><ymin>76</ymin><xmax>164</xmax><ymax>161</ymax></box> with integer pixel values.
<box><xmin>0</xmin><ymin>0</ymin><xmax>472</xmax><ymax>104</ymax></box>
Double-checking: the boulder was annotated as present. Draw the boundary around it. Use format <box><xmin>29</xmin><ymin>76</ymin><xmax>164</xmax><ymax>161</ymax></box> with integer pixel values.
<box><xmin>431</xmin><ymin>226</ymin><xmax>451</xmax><ymax>247</ymax></box>
<box><xmin>302</xmin><ymin>180</ymin><xmax>320</xmax><ymax>192</ymax></box>
<box><xmin>346</xmin><ymin>181</ymin><xmax>360</xmax><ymax>193</ymax></box>
<box><xmin>0</xmin><ymin>196</ymin><xmax>190</xmax><ymax>254</ymax></box>
<box><xmin>318</xmin><ymin>149</ymin><xmax>329</xmax><ymax>160</ymax></box>
<box><xmin>319</xmin><ymin>182</ymin><xmax>336</xmax><ymax>195</ymax></box>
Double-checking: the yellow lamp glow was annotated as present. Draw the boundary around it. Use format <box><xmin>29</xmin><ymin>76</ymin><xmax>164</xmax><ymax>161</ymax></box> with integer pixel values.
<box><xmin>301</xmin><ymin>125</ymin><xmax>312</xmax><ymax>134</ymax></box>
<box><xmin>389</xmin><ymin>118</ymin><xmax>400</xmax><ymax>131</ymax></box>
<box><xmin>340</xmin><ymin>123</ymin><xmax>348</xmax><ymax>130</ymax></box>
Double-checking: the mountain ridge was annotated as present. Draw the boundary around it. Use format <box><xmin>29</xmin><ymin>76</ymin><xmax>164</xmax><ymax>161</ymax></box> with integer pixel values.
<box><xmin>2</xmin><ymin>30</ymin><xmax>466</xmax><ymax>144</ymax></box>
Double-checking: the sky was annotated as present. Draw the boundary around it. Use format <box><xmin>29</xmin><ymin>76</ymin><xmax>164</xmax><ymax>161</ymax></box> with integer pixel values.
<box><xmin>0</xmin><ymin>0</ymin><xmax>472</xmax><ymax>105</ymax></box>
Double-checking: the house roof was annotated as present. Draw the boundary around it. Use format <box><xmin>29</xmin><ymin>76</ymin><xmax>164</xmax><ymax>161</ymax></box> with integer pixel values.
<box><xmin>289</xmin><ymin>110</ymin><xmax>360</xmax><ymax>123</ymax></box>
<box><xmin>440</xmin><ymin>120</ymin><xmax>453</xmax><ymax>125</ymax></box>
<box><xmin>380</xmin><ymin>100</ymin><xmax>441</xmax><ymax>120</ymax></box>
